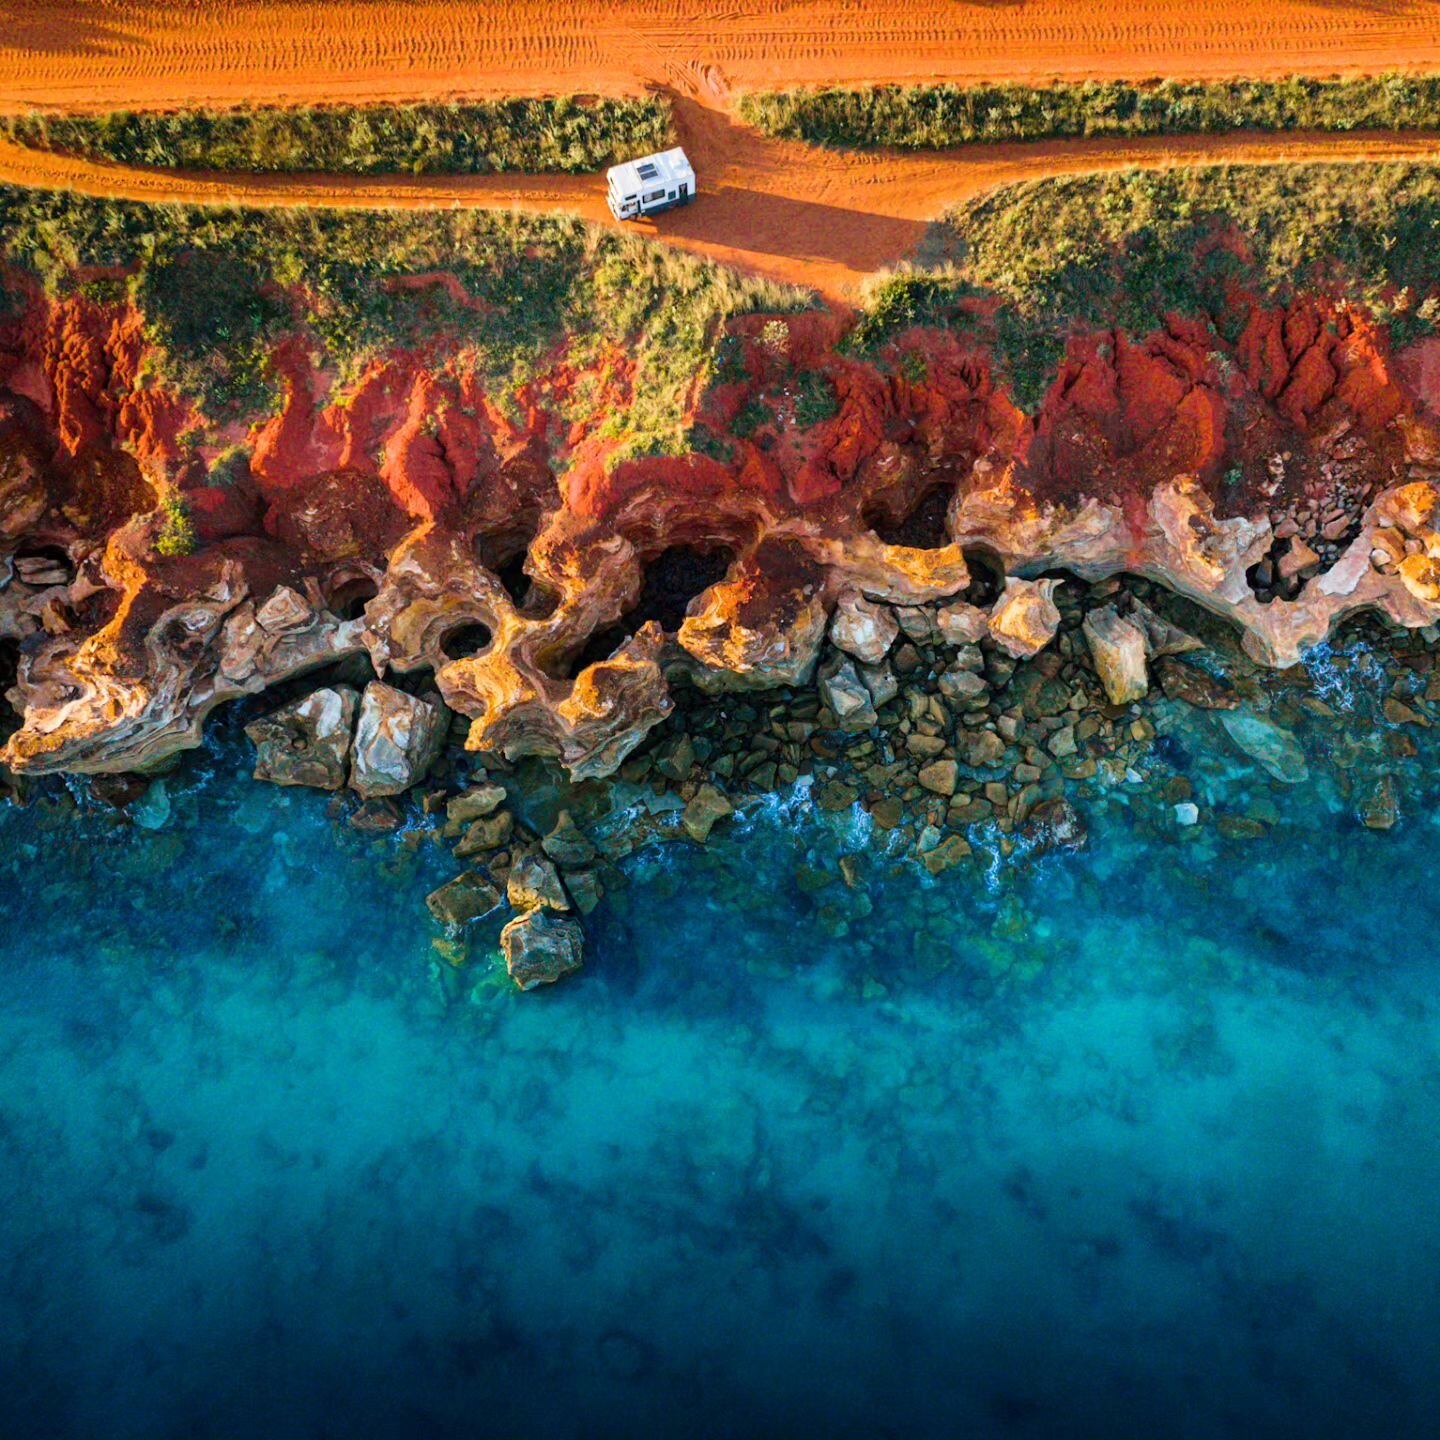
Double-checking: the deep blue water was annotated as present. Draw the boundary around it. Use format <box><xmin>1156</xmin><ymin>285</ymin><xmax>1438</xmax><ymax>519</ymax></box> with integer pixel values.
<box><xmin>2</xmin><ymin>700</ymin><xmax>1439</xmax><ymax>1439</ymax></box>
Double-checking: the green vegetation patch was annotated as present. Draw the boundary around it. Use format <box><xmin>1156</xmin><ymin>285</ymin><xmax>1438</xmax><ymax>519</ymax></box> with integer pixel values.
<box><xmin>853</xmin><ymin>164</ymin><xmax>1440</xmax><ymax>410</ymax></box>
<box><xmin>740</xmin><ymin>74</ymin><xmax>1440</xmax><ymax>150</ymax></box>
<box><xmin>2</xmin><ymin>95</ymin><xmax>673</xmax><ymax>176</ymax></box>
<box><xmin>0</xmin><ymin>185</ymin><xmax>809</xmax><ymax>452</ymax></box>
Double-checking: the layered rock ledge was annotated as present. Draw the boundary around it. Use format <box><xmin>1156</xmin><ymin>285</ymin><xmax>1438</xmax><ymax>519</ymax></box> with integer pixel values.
<box><xmin>5</xmin><ymin>280</ymin><xmax>1440</xmax><ymax>784</ymax></box>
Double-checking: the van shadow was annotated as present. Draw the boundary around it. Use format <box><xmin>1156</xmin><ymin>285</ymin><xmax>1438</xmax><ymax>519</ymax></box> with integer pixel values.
<box><xmin>644</xmin><ymin>185</ymin><xmax>927</xmax><ymax>277</ymax></box>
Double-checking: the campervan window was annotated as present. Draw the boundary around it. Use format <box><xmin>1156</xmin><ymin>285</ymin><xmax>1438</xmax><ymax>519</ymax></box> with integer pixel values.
<box><xmin>643</xmin><ymin>189</ymin><xmax>665</xmax><ymax>202</ymax></box>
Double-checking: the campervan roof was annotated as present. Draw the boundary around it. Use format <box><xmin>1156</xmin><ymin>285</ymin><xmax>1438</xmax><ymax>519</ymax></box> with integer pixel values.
<box><xmin>606</xmin><ymin>147</ymin><xmax>694</xmax><ymax>197</ymax></box>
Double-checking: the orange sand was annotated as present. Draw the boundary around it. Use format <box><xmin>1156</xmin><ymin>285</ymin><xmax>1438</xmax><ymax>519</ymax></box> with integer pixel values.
<box><xmin>8</xmin><ymin>1</ymin><xmax>1440</xmax><ymax>111</ymax></box>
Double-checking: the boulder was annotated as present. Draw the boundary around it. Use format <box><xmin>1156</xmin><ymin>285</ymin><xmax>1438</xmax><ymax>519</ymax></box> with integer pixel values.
<box><xmin>918</xmin><ymin>758</ymin><xmax>959</xmax><ymax>796</ymax></box>
<box><xmin>682</xmin><ymin>784</ymin><xmax>734</xmax><ymax>842</ymax></box>
<box><xmin>988</xmin><ymin>578</ymin><xmax>1061</xmax><ymax>660</ymax></box>
<box><xmin>1155</xmin><ymin>658</ymin><xmax>1239</xmax><ymax>710</ymax></box>
<box><xmin>541</xmin><ymin>811</ymin><xmax>599</xmax><ymax>867</ymax></box>
<box><xmin>1359</xmin><ymin>774</ymin><xmax>1398</xmax><ymax>830</ymax></box>
<box><xmin>938</xmin><ymin>667</ymin><xmax>989</xmax><ymax>713</ymax></box>
<box><xmin>1083</xmin><ymin>606</ymin><xmax>1149</xmax><ymax>705</ymax></box>
<box><xmin>818</xmin><ymin>653</ymin><xmax>877</xmax><ymax>732</ymax></box>
<box><xmin>894</xmin><ymin>605</ymin><xmax>939</xmax><ymax>645</ymax></box>
<box><xmin>246</xmin><ymin>686</ymin><xmax>358</xmax><ymax>790</ymax></box>
<box><xmin>1125</xmin><ymin>598</ymin><xmax>1203</xmax><ymax>657</ymax></box>
<box><xmin>1219</xmin><ymin>713</ymin><xmax>1309</xmax><ymax>784</ymax></box>
<box><xmin>454</xmin><ymin>809</ymin><xmax>514</xmax><ymax>856</ymax></box>
<box><xmin>507</xmin><ymin>851</ymin><xmax>570</xmax><ymax>911</ymax></box>
<box><xmin>447</xmin><ymin>783</ymin><xmax>507</xmax><ymax>825</ymax></box>
<box><xmin>857</xmin><ymin>659</ymin><xmax>899</xmax><ymax>710</ymax></box>
<box><xmin>828</xmin><ymin>589</ymin><xmax>898</xmax><ymax>664</ymax></box>
<box><xmin>350</xmin><ymin>682</ymin><xmax>447</xmax><ymax>798</ymax></box>
<box><xmin>935</xmin><ymin>601</ymin><xmax>988</xmax><ymax>646</ymax></box>
<box><xmin>425</xmin><ymin>871</ymin><xmax>502</xmax><ymax>929</ymax></box>
<box><xmin>501</xmin><ymin>909</ymin><xmax>584</xmax><ymax>990</ymax></box>
<box><xmin>1022</xmin><ymin>797</ymin><xmax>1088</xmax><ymax>852</ymax></box>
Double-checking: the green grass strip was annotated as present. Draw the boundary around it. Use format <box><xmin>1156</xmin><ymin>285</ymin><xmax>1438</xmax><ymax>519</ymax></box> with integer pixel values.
<box><xmin>2</xmin><ymin>95</ymin><xmax>673</xmax><ymax>176</ymax></box>
<box><xmin>740</xmin><ymin>75</ymin><xmax>1440</xmax><ymax>150</ymax></box>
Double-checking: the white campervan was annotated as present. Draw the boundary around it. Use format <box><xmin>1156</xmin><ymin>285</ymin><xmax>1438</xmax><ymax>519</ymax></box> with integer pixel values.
<box><xmin>606</xmin><ymin>147</ymin><xmax>696</xmax><ymax>221</ymax></box>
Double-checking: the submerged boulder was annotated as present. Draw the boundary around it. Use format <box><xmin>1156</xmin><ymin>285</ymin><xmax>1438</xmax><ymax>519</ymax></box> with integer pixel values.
<box><xmin>1219</xmin><ymin>713</ymin><xmax>1309</xmax><ymax>784</ymax></box>
<box><xmin>501</xmin><ymin>909</ymin><xmax>584</xmax><ymax>990</ymax></box>
<box><xmin>246</xmin><ymin>686</ymin><xmax>358</xmax><ymax>790</ymax></box>
<box><xmin>349</xmin><ymin>682</ymin><xmax>447</xmax><ymax>799</ymax></box>
<box><xmin>425</xmin><ymin>870</ymin><xmax>502</xmax><ymax>929</ymax></box>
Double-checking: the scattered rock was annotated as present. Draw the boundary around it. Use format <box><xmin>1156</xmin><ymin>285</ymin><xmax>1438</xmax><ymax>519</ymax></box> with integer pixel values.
<box><xmin>1173</xmin><ymin>801</ymin><xmax>1200</xmax><ymax>827</ymax></box>
<box><xmin>501</xmin><ymin>909</ymin><xmax>584</xmax><ymax>990</ymax></box>
<box><xmin>1219</xmin><ymin>713</ymin><xmax>1309</xmax><ymax>784</ymax></box>
<box><xmin>917</xmin><ymin>759</ymin><xmax>959</xmax><ymax>797</ymax></box>
<box><xmin>246</xmin><ymin>686</ymin><xmax>358</xmax><ymax>790</ymax></box>
<box><xmin>1359</xmin><ymin>774</ymin><xmax>1398</xmax><ymax>830</ymax></box>
<box><xmin>507</xmin><ymin>851</ymin><xmax>570</xmax><ymax>911</ymax></box>
<box><xmin>542</xmin><ymin>810</ymin><xmax>598</xmax><ymax>867</ymax></box>
<box><xmin>425</xmin><ymin>871</ymin><xmax>502</xmax><ymax>928</ymax></box>
<box><xmin>447</xmin><ymin>783</ymin><xmax>507</xmax><ymax>825</ymax></box>
<box><xmin>349</xmin><ymin>682</ymin><xmax>447</xmax><ymax>799</ymax></box>
<box><xmin>828</xmin><ymin>589</ymin><xmax>899</xmax><ymax>664</ymax></box>
<box><xmin>817</xmin><ymin>653</ymin><xmax>878</xmax><ymax>732</ymax></box>
<box><xmin>988</xmin><ymin>578</ymin><xmax>1062</xmax><ymax>660</ymax></box>
<box><xmin>1083</xmin><ymin>606</ymin><xmax>1149</xmax><ymax>705</ymax></box>
<box><xmin>682</xmin><ymin>784</ymin><xmax>734</xmax><ymax>842</ymax></box>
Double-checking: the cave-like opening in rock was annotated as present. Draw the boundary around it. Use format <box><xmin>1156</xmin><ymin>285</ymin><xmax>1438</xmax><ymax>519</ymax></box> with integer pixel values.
<box><xmin>479</xmin><ymin>530</ymin><xmax>559</xmax><ymax>621</ymax></box>
<box><xmin>631</xmin><ymin>545</ymin><xmax>734</xmax><ymax>634</ymax></box>
<box><xmin>865</xmin><ymin>481</ymin><xmax>955</xmax><ymax>550</ymax></box>
<box><xmin>328</xmin><ymin>577</ymin><xmax>379</xmax><ymax>621</ymax></box>
<box><xmin>440</xmin><ymin>622</ymin><xmax>494</xmax><ymax>662</ymax></box>
<box><xmin>0</xmin><ymin>638</ymin><xmax>19</xmax><ymax>739</ymax></box>
<box><xmin>11</xmin><ymin>544</ymin><xmax>73</xmax><ymax>585</ymax></box>
<box><xmin>959</xmin><ymin>546</ymin><xmax>1006</xmax><ymax>608</ymax></box>
<box><xmin>561</xmin><ymin>545</ymin><xmax>735</xmax><ymax>678</ymax></box>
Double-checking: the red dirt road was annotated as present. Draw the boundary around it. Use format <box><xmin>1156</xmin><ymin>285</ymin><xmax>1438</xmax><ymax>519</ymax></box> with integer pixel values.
<box><xmin>7</xmin><ymin>1</ymin><xmax>1440</xmax><ymax>110</ymax></box>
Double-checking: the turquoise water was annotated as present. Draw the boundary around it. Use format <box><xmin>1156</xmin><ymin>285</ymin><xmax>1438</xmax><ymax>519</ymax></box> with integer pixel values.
<box><xmin>2</xmin><ymin>706</ymin><xmax>1440</xmax><ymax>1439</ymax></box>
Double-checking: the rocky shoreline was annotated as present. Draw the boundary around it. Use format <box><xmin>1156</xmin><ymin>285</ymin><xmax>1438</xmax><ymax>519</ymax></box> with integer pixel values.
<box><xmin>7</xmin><ymin>271</ymin><xmax>1440</xmax><ymax>986</ymax></box>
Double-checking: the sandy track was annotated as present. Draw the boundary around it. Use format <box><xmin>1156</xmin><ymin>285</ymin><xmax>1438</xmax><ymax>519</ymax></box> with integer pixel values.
<box><xmin>6</xmin><ymin>118</ymin><xmax>1440</xmax><ymax>303</ymax></box>
<box><xmin>8</xmin><ymin>1</ymin><xmax>1440</xmax><ymax>111</ymax></box>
